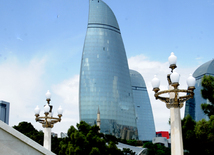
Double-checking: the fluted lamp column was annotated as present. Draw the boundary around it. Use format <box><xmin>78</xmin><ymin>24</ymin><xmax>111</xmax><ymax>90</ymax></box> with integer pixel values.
<box><xmin>34</xmin><ymin>90</ymin><xmax>63</xmax><ymax>151</ymax></box>
<box><xmin>151</xmin><ymin>52</ymin><xmax>195</xmax><ymax>155</ymax></box>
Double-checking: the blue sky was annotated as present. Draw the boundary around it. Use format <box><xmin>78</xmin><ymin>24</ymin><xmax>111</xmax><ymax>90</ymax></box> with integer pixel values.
<box><xmin>1</xmin><ymin>0</ymin><xmax>214</xmax><ymax>135</ymax></box>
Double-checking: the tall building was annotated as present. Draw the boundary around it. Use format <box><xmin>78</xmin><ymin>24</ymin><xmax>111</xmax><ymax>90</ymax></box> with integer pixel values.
<box><xmin>0</xmin><ymin>100</ymin><xmax>10</xmax><ymax>124</ymax></box>
<box><xmin>185</xmin><ymin>59</ymin><xmax>214</xmax><ymax>121</ymax></box>
<box><xmin>79</xmin><ymin>0</ymin><xmax>137</xmax><ymax>139</ymax></box>
<box><xmin>130</xmin><ymin>70</ymin><xmax>156</xmax><ymax>141</ymax></box>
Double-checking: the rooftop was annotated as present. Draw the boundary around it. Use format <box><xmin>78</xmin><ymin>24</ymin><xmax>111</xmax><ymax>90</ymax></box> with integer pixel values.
<box><xmin>130</xmin><ymin>69</ymin><xmax>146</xmax><ymax>88</ymax></box>
<box><xmin>193</xmin><ymin>59</ymin><xmax>214</xmax><ymax>78</ymax></box>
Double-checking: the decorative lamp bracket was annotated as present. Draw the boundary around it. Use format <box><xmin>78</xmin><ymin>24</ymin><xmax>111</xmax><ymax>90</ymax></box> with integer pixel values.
<box><xmin>153</xmin><ymin>88</ymin><xmax>194</xmax><ymax>109</ymax></box>
<box><xmin>169</xmin><ymin>64</ymin><xmax>177</xmax><ymax>72</ymax></box>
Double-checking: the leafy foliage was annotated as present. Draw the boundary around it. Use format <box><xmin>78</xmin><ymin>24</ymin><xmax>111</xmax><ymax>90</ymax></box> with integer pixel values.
<box><xmin>117</xmin><ymin>138</ymin><xmax>143</xmax><ymax>146</ymax></box>
<box><xmin>13</xmin><ymin>121</ymin><xmax>59</xmax><ymax>154</ymax></box>
<box><xmin>182</xmin><ymin>115</ymin><xmax>197</xmax><ymax>155</ymax></box>
<box><xmin>126</xmin><ymin>139</ymin><xmax>138</xmax><ymax>146</ymax></box>
<box><xmin>13</xmin><ymin>121</ymin><xmax>44</xmax><ymax>145</ymax></box>
<box><xmin>181</xmin><ymin>75</ymin><xmax>214</xmax><ymax>154</ymax></box>
<box><xmin>201</xmin><ymin>75</ymin><xmax>214</xmax><ymax>117</ymax></box>
<box><xmin>194</xmin><ymin>115</ymin><xmax>214</xmax><ymax>155</ymax></box>
<box><xmin>13</xmin><ymin>121</ymin><xmax>149</xmax><ymax>155</ymax></box>
<box><xmin>182</xmin><ymin>115</ymin><xmax>214</xmax><ymax>155</ymax></box>
<box><xmin>122</xmin><ymin>148</ymin><xmax>136</xmax><ymax>155</ymax></box>
<box><xmin>59</xmin><ymin>121</ymin><xmax>124</xmax><ymax>155</ymax></box>
<box><xmin>143</xmin><ymin>142</ymin><xmax>170</xmax><ymax>155</ymax></box>
<box><xmin>51</xmin><ymin>136</ymin><xmax>61</xmax><ymax>154</ymax></box>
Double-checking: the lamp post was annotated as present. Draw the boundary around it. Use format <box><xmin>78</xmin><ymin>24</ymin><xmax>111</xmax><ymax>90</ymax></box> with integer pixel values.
<box><xmin>151</xmin><ymin>52</ymin><xmax>196</xmax><ymax>155</ymax></box>
<box><xmin>34</xmin><ymin>90</ymin><xmax>63</xmax><ymax>151</ymax></box>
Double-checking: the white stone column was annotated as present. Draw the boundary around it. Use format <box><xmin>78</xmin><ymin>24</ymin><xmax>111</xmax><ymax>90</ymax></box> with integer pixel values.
<box><xmin>170</xmin><ymin>107</ymin><xmax>183</xmax><ymax>155</ymax></box>
<box><xmin>44</xmin><ymin>127</ymin><xmax>51</xmax><ymax>151</ymax></box>
<box><xmin>169</xmin><ymin>85</ymin><xmax>183</xmax><ymax>155</ymax></box>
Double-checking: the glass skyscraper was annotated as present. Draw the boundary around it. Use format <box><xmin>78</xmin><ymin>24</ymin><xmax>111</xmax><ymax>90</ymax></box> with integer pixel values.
<box><xmin>185</xmin><ymin>59</ymin><xmax>214</xmax><ymax>121</ymax></box>
<box><xmin>130</xmin><ymin>70</ymin><xmax>156</xmax><ymax>141</ymax></box>
<box><xmin>79</xmin><ymin>0</ymin><xmax>137</xmax><ymax>139</ymax></box>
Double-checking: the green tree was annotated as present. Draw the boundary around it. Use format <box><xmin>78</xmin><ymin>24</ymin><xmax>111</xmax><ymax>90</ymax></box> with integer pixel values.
<box><xmin>122</xmin><ymin>148</ymin><xmax>136</xmax><ymax>155</ymax></box>
<box><xmin>59</xmin><ymin>121</ymin><xmax>124</xmax><ymax>155</ymax></box>
<box><xmin>194</xmin><ymin>115</ymin><xmax>214</xmax><ymax>155</ymax></box>
<box><xmin>117</xmin><ymin>138</ymin><xmax>143</xmax><ymax>147</ymax></box>
<box><xmin>13</xmin><ymin>121</ymin><xmax>44</xmax><ymax>145</ymax></box>
<box><xmin>51</xmin><ymin>136</ymin><xmax>61</xmax><ymax>154</ymax></box>
<box><xmin>181</xmin><ymin>115</ymin><xmax>214</xmax><ymax>155</ymax></box>
<box><xmin>13</xmin><ymin>121</ymin><xmax>61</xmax><ymax>154</ymax></box>
<box><xmin>107</xmin><ymin>141</ymin><xmax>123</xmax><ymax>155</ymax></box>
<box><xmin>103</xmin><ymin>134</ymin><xmax>118</xmax><ymax>144</ymax></box>
<box><xmin>126</xmin><ymin>139</ymin><xmax>138</xmax><ymax>146</ymax></box>
<box><xmin>143</xmin><ymin>142</ymin><xmax>170</xmax><ymax>155</ymax></box>
<box><xmin>181</xmin><ymin>115</ymin><xmax>197</xmax><ymax>155</ymax></box>
<box><xmin>201</xmin><ymin>75</ymin><xmax>214</xmax><ymax>117</ymax></box>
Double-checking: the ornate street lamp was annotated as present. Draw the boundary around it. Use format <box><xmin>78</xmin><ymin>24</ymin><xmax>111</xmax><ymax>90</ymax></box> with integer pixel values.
<box><xmin>34</xmin><ymin>90</ymin><xmax>63</xmax><ymax>151</ymax></box>
<box><xmin>151</xmin><ymin>52</ymin><xmax>195</xmax><ymax>155</ymax></box>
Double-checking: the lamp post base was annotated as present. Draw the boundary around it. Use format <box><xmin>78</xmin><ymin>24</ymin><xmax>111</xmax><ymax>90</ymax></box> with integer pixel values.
<box><xmin>170</xmin><ymin>107</ymin><xmax>183</xmax><ymax>155</ymax></box>
<box><xmin>44</xmin><ymin>127</ymin><xmax>51</xmax><ymax>151</ymax></box>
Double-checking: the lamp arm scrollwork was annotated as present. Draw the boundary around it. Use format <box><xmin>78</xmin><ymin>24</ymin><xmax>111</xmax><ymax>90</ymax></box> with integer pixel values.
<box><xmin>155</xmin><ymin>95</ymin><xmax>170</xmax><ymax>103</ymax></box>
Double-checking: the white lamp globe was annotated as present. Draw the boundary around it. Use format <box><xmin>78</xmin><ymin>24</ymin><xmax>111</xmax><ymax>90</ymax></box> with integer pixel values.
<box><xmin>151</xmin><ymin>75</ymin><xmax>160</xmax><ymax>89</ymax></box>
<box><xmin>44</xmin><ymin>104</ymin><xmax>50</xmax><ymax>113</ymax></box>
<box><xmin>170</xmin><ymin>72</ymin><xmax>180</xmax><ymax>83</ymax></box>
<box><xmin>187</xmin><ymin>74</ymin><xmax>196</xmax><ymax>87</ymax></box>
<box><xmin>46</xmin><ymin>90</ymin><xmax>51</xmax><ymax>100</ymax></box>
<box><xmin>57</xmin><ymin>106</ymin><xmax>63</xmax><ymax>115</ymax></box>
<box><xmin>34</xmin><ymin>106</ymin><xmax>40</xmax><ymax>115</ymax></box>
<box><xmin>168</xmin><ymin>52</ymin><xmax>177</xmax><ymax>66</ymax></box>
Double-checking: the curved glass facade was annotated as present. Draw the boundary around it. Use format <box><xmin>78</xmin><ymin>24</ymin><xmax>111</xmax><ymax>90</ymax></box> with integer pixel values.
<box><xmin>184</xmin><ymin>96</ymin><xmax>195</xmax><ymax>120</ymax></box>
<box><xmin>185</xmin><ymin>59</ymin><xmax>214</xmax><ymax>121</ymax></box>
<box><xmin>130</xmin><ymin>70</ymin><xmax>156</xmax><ymax>141</ymax></box>
<box><xmin>79</xmin><ymin>0</ymin><xmax>137</xmax><ymax>139</ymax></box>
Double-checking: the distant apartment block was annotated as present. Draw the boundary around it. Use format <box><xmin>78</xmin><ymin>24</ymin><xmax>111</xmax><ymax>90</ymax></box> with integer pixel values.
<box><xmin>153</xmin><ymin>131</ymin><xmax>171</xmax><ymax>148</ymax></box>
<box><xmin>0</xmin><ymin>101</ymin><xmax>10</xmax><ymax>124</ymax></box>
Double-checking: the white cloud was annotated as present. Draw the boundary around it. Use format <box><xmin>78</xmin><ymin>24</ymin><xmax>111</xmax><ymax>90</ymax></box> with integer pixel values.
<box><xmin>0</xmin><ymin>55</ymin><xmax>80</xmax><ymax>135</ymax></box>
<box><xmin>128</xmin><ymin>54</ymin><xmax>196</xmax><ymax>132</ymax></box>
<box><xmin>0</xmin><ymin>56</ymin><xmax>46</xmax><ymax>128</ymax></box>
<box><xmin>51</xmin><ymin>75</ymin><xmax>79</xmax><ymax>134</ymax></box>
<box><xmin>53</xmin><ymin>75</ymin><xmax>79</xmax><ymax>105</ymax></box>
